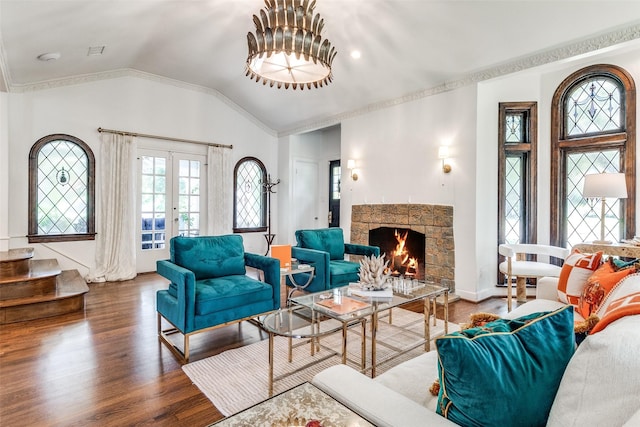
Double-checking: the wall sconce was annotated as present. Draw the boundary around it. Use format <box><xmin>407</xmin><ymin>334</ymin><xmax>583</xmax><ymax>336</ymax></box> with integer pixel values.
<box><xmin>347</xmin><ymin>159</ymin><xmax>359</xmax><ymax>181</ymax></box>
<box><xmin>438</xmin><ymin>146</ymin><xmax>452</xmax><ymax>173</ymax></box>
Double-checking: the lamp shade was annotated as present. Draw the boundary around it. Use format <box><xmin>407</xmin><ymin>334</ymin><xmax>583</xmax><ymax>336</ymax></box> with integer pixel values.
<box><xmin>582</xmin><ymin>173</ymin><xmax>628</xmax><ymax>199</ymax></box>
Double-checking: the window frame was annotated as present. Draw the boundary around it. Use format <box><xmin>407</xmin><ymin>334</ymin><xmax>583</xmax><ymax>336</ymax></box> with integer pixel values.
<box><xmin>232</xmin><ymin>156</ymin><xmax>268</xmax><ymax>233</ymax></box>
<box><xmin>550</xmin><ymin>64</ymin><xmax>636</xmax><ymax>247</ymax></box>
<box><xmin>28</xmin><ymin>134</ymin><xmax>96</xmax><ymax>243</ymax></box>
<box><xmin>498</xmin><ymin>101</ymin><xmax>538</xmax><ymax>247</ymax></box>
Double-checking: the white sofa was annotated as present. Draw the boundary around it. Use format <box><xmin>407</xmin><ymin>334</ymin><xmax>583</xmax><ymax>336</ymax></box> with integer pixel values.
<box><xmin>312</xmin><ymin>274</ymin><xmax>640</xmax><ymax>427</ymax></box>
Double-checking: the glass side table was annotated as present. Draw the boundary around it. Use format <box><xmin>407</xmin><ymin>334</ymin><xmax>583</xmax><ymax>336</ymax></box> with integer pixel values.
<box><xmin>261</xmin><ymin>306</ymin><xmax>365</xmax><ymax>396</ymax></box>
<box><xmin>281</xmin><ymin>261</ymin><xmax>315</xmax><ymax>301</ymax></box>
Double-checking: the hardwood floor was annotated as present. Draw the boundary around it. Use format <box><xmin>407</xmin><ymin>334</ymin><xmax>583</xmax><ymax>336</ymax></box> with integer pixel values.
<box><xmin>0</xmin><ymin>273</ymin><xmax>514</xmax><ymax>427</ymax></box>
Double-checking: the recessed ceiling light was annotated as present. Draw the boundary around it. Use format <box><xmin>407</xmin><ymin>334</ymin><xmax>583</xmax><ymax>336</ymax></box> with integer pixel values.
<box><xmin>87</xmin><ymin>46</ymin><xmax>106</xmax><ymax>56</ymax></box>
<box><xmin>37</xmin><ymin>52</ymin><xmax>61</xmax><ymax>62</ymax></box>
<box><xmin>350</xmin><ymin>50</ymin><xmax>361</xmax><ymax>59</ymax></box>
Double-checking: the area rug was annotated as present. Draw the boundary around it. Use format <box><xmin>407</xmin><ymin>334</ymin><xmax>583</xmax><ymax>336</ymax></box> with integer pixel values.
<box><xmin>182</xmin><ymin>308</ymin><xmax>458</xmax><ymax>416</ymax></box>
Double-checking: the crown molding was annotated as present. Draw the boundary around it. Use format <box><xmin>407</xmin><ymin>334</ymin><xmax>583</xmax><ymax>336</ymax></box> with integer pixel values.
<box><xmin>277</xmin><ymin>22</ymin><xmax>640</xmax><ymax>137</ymax></box>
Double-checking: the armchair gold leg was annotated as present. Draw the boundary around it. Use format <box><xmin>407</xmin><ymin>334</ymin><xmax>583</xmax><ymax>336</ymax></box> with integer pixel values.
<box><xmin>157</xmin><ymin>313</ymin><xmax>190</xmax><ymax>364</ymax></box>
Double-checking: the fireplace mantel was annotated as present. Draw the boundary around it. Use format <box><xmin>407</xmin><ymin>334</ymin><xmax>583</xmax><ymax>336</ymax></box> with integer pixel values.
<box><xmin>350</xmin><ymin>204</ymin><xmax>455</xmax><ymax>294</ymax></box>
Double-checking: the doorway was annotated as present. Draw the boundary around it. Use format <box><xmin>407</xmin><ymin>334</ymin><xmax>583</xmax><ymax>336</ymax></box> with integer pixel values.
<box><xmin>292</xmin><ymin>159</ymin><xmax>320</xmax><ymax>236</ymax></box>
<box><xmin>328</xmin><ymin>160</ymin><xmax>341</xmax><ymax>227</ymax></box>
<box><xmin>136</xmin><ymin>149</ymin><xmax>207</xmax><ymax>272</ymax></box>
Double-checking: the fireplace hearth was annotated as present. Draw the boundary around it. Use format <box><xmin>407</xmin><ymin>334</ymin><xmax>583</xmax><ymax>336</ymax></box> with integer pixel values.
<box><xmin>351</xmin><ymin>204</ymin><xmax>455</xmax><ymax>295</ymax></box>
<box><xmin>369</xmin><ymin>227</ymin><xmax>425</xmax><ymax>280</ymax></box>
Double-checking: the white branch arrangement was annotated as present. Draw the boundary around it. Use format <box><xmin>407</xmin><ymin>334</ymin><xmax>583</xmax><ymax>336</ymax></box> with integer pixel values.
<box><xmin>358</xmin><ymin>254</ymin><xmax>391</xmax><ymax>290</ymax></box>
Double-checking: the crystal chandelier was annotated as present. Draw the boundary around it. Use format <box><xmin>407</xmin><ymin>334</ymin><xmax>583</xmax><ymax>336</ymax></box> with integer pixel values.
<box><xmin>246</xmin><ymin>0</ymin><xmax>337</xmax><ymax>90</ymax></box>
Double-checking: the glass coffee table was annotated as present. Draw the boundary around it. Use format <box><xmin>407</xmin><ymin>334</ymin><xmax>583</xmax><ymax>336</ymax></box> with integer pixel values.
<box><xmin>212</xmin><ymin>382</ymin><xmax>374</xmax><ymax>426</ymax></box>
<box><xmin>290</xmin><ymin>281</ymin><xmax>449</xmax><ymax>377</ymax></box>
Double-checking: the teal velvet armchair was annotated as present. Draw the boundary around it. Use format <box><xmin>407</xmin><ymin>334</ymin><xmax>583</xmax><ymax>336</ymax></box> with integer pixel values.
<box><xmin>156</xmin><ymin>235</ymin><xmax>280</xmax><ymax>363</ymax></box>
<box><xmin>290</xmin><ymin>228</ymin><xmax>380</xmax><ymax>293</ymax></box>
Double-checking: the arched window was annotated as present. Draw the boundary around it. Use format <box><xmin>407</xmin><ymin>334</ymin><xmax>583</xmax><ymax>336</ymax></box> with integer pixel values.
<box><xmin>28</xmin><ymin>134</ymin><xmax>96</xmax><ymax>242</ymax></box>
<box><xmin>551</xmin><ymin>64</ymin><xmax>636</xmax><ymax>248</ymax></box>
<box><xmin>233</xmin><ymin>157</ymin><xmax>267</xmax><ymax>233</ymax></box>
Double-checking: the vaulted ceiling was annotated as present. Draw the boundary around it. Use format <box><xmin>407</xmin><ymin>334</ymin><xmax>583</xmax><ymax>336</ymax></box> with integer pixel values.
<box><xmin>1</xmin><ymin>1</ymin><xmax>640</xmax><ymax>135</ymax></box>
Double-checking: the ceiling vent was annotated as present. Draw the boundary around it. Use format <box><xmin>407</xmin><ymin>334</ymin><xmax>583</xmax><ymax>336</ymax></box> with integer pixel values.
<box><xmin>87</xmin><ymin>46</ymin><xmax>105</xmax><ymax>56</ymax></box>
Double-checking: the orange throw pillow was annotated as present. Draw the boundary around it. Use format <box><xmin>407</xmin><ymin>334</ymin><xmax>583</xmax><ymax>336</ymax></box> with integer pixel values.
<box><xmin>577</xmin><ymin>261</ymin><xmax>636</xmax><ymax>318</ymax></box>
<box><xmin>590</xmin><ymin>291</ymin><xmax>640</xmax><ymax>334</ymax></box>
<box><xmin>557</xmin><ymin>250</ymin><xmax>603</xmax><ymax>307</ymax></box>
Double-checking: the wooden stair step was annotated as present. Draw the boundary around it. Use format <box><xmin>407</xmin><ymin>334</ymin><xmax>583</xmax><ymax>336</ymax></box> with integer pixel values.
<box><xmin>0</xmin><ymin>259</ymin><xmax>63</xmax><ymax>300</ymax></box>
<box><xmin>0</xmin><ymin>247</ymin><xmax>34</xmax><ymax>262</ymax></box>
<box><xmin>0</xmin><ymin>258</ymin><xmax>62</xmax><ymax>283</ymax></box>
<box><xmin>0</xmin><ymin>270</ymin><xmax>89</xmax><ymax>324</ymax></box>
<box><xmin>0</xmin><ymin>247</ymin><xmax>35</xmax><ymax>277</ymax></box>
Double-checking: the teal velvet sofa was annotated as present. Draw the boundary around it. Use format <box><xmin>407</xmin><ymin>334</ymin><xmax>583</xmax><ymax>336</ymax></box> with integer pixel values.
<box><xmin>156</xmin><ymin>235</ymin><xmax>280</xmax><ymax>363</ymax></box>
<box><xmin>290</xmin><ymin>228</ymin><xmax>380</xmax><ymax>293</ymax></box>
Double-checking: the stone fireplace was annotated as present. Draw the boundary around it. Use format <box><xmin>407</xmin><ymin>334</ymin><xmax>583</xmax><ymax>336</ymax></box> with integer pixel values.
<box><xmin>350</xmin><ymin>204</ymin><xmax>455</xmax><ymax>295</ymax></box>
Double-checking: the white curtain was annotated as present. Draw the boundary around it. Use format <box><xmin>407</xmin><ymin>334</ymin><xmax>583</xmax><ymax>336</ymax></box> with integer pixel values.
<box><xmin>86</xmin><ymin>132</ymin><xmax>137</xmax><ymax>282</ymax></box>
<box><xmin>207</xmin><ymin>145</ymin><xmax>233</xmax><ymax>235</ymax></box>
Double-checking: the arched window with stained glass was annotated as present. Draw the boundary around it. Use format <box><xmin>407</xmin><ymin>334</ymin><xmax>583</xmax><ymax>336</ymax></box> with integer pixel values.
<box><xmin>28</xmin><ymin>134</ymin><xmax>96</xmax><ymax>242</ymax></box>
<box><xmin>565</xmin><ymin>76</ymin><xmax>623</xmax><ymax>137</ymax></box>
<box><xmin>233</xmin><ymin>157</ymin><xmax>267</xmax><ymax>233</ymax></box>
<box><xmin>551</xmin><ymin>65</ymin><xmax>636</xmax><ymax>248</ymax></box>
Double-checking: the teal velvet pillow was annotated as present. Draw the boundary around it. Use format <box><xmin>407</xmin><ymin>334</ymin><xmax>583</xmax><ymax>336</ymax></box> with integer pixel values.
<box><xmin>170</xmin><ymin>235</ymin><xmax>246</xmax><ymax>280</ymax></box>
<box><xmin>296</xmin><ymin>228</ymin><xmax>345</xmax><ymax>261</ymax></box>
<box><xmin>435</xmin><ymin>305</ymin><xmax>575</xmax><ymax>427</ymax></box>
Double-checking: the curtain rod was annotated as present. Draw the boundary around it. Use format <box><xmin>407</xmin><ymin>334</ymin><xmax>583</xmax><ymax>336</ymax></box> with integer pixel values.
<box><xmin>97</xmin><ymin>127</ymin><xmax>233</xmax><ymax>149</ymax></box>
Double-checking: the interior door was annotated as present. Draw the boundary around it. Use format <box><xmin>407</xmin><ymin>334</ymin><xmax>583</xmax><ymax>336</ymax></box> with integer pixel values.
<box><xmin>328</xmin><ymin>160</ymin><xmax>341</xmax><ymax>227</ymax></box>
<box><xmin>292</xmin><ymin>159</ymin><xmax>319</xmax><ymax>236</ymax></box>
<box><xmin>136</xmin><ymin>149</ymin><xmax>206</xmax><ymax>272</ymax></box>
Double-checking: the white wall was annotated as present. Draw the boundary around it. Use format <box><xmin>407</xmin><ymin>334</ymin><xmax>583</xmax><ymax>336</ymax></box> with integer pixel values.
<box><xmin>0</xmin><ymin>92</ymin><xmax>8</xmax><ymax>251</ymax></box>
<box><xmin>5</xmin><ymin>76</ymin><xmax>277</xmax><ymax>274</ymax></box>
<box><xmin>340</xmin><ymin>85</ymin><xmax>478</xmax><ymax>299</ymax></box>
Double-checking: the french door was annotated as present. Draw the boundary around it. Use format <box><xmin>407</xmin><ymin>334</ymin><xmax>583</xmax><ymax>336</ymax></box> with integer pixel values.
<box><xmin>136</xmin><ymin>149</ymin><xmax>207</xmax><ymax>272</ymax></box>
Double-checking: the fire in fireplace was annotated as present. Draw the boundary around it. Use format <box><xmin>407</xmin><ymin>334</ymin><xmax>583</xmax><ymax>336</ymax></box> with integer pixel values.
<box><xmin>369</xmin><ymin>227</ymin><xmax>426</xmax><ymax>280</ymax></box>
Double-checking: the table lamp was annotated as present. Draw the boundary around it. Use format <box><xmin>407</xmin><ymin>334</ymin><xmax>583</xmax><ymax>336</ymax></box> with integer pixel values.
<box><xmin>582</xmin><ymin>173</ymin><xmax>628</xmax><ymax>244</ymax></box>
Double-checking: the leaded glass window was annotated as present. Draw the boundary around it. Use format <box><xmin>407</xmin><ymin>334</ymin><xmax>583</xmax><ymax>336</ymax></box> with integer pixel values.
<box><xmin>504</xmin><ymin>156</ymin><xmax>523</xmax><ymax>244</ymax></box>
<box><xmin>551</xmin><ymin>64</ymin><xmax>636</xmax><ymax>248</ymax></box>
<box><xmin>28</xmin><ymin>134</ymin><xmax>95</xmax><ymax>242</ymax></box>
<box><xmin>565</xmin><ymin>150</ymin><xmax>622</xmax><ymax>248</ymax></box>
<box><xmin>498</xmin><ymin>102</ymin><xmax>537</xmax><ymax>284</ymax></box>
<box><xmin>505</xmin><ymin>113</ymin><xmax>524</xmax><ymax>143</ymax></box>
<box><xmin>233</xmin><ymin>157</ymin><xmax>267</xmax><ymax>232</ymax></box>
<box><xmin>498</xmin><ymin>102</ymin><xmax>537</xmax><ymax>248</ymax></box>
<box><xmin>565</xmin><ymin>77</ymin><xmax>622</xmax><ymax>137</ymax></box>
